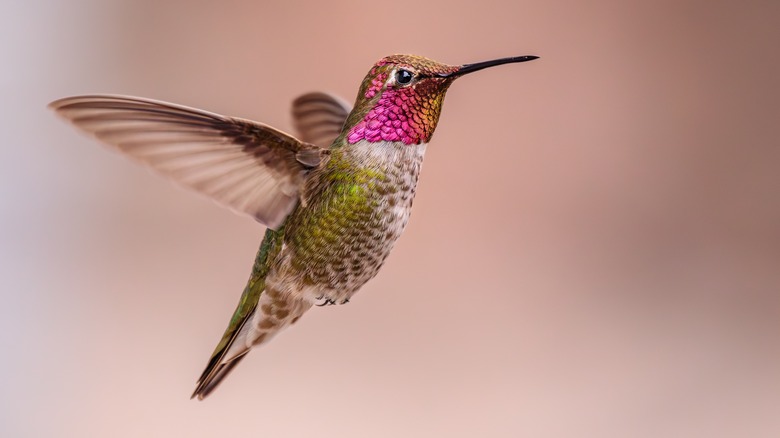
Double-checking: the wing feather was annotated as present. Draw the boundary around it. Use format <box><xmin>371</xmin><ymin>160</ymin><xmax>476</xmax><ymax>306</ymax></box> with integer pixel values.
<box><xmin>291</xmin><ymin>92</ymin><xmax>352</xmax><ymax>148</ymax></box>
<box><xmin>50</xmin><ymin>94</ymin><xmax>328</xmax><ymax>229</ymax></box>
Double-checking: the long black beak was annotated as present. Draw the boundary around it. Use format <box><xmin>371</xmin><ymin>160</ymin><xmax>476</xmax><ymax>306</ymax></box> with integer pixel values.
<box><xmin>439</xmin><ymin>55</ymin><xmax>539</xmax><ymax>78</ymax></box>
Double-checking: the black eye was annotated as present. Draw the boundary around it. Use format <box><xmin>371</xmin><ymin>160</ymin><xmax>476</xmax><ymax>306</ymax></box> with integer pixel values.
<box><xmin>396</xmin><ymin>69</ymin><xmax>413</xmax><ymax>85</ymax></box>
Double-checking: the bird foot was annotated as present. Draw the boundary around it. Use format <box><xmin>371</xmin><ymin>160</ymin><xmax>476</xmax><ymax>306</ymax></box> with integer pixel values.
<box><xmin>314</xmin><ymin>295</ymin><xmax>350</xmax><ymax>306</ymax></box>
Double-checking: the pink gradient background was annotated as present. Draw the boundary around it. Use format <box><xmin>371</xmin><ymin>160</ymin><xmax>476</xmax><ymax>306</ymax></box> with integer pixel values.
<box><xmin>2</xmin><ymin>0</ymin><xmax>779</xmax><ymax>436</ymax></box>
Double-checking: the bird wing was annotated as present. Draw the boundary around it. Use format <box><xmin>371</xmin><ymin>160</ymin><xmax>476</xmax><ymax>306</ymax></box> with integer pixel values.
<box><xmin>291</xmin><ymin>92</ymin><xmax>352</xmax><ymax>148</ymax></box>
<box><xmin>50</xmin><ymin>95</ymin><xmax>328</xmax><ymax>230</ymax></box>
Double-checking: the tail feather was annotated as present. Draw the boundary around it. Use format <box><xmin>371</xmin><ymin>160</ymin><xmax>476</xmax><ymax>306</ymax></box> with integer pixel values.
<box><xmin>191</xmin><ymin>228</ymin><xmax>283</xmax><ymax>400</ymax></box>
<box><xmin>191</xmin><ymin>353</ymin><xmax>248</xmax><ymax>400</ymax></box>
<box><xmin>191</xmin><ymin>306</ymin><xmax>255</xmax><ymax>400</ymax></box>
<box><xmin>192</xmin><ymin>289</ymin><xmax>313</xmax><ymax>399</ymax></box>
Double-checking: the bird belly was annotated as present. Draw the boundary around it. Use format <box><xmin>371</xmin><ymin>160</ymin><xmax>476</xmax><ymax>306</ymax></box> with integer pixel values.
<box><xmin>267</xmin><ymin>141</ymin><xmax>426</xmax><ymax>305</ymax></box>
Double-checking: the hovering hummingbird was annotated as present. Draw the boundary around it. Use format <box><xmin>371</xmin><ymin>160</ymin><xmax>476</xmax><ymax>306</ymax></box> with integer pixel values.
<box><xmin>50</xmin><ymin>53</ymin><xmax>538</xmax><ymax>399</ymax></box>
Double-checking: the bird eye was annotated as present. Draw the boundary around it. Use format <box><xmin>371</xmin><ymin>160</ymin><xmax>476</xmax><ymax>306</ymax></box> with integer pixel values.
<box><xmin>395</xmin><ymin>69</ymin><xmax>414</xmax><ymax>85</ymax></box>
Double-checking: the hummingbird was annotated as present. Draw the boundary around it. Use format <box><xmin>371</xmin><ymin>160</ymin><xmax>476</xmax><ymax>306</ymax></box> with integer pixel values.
<box><xmin>50</xmin><ymin>53</ymin><xmax>538</xmax><ymax>400</ymax></box>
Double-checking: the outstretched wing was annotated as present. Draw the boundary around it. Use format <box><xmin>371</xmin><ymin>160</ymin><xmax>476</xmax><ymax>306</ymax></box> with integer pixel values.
<box><xmin>291</xmin><ymin>92</ymin><xmax>352</xmax><ymax>148</ymax></box>
<box><xmin>51</xmin><ymin>95</ymin><xmax>328</xmax><ymax>230</ymax></box>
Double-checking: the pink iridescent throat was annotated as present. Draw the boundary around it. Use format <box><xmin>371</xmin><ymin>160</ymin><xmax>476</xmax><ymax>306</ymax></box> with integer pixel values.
<box><xmin>347</xmin><ymin>85</ymin><xmax>437</xmax><ymax>146</ymax></box>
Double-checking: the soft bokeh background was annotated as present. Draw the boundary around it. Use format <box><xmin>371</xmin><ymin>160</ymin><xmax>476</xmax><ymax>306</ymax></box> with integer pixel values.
<box><xmin>2</xmin><ymin>0</ymin><xmax>779</xmax><ymax>436</ymax></box>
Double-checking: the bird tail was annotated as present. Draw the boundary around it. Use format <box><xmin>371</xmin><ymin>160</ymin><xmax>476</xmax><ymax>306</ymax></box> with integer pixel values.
<box><xmin>192</xmin><ymin>227</ymin><xmax>313</xmax><ymax>400</ymax></box>
<box><xmin>191</xmin><ymin>352</ymin><xmax>249</xmax><ymax>400</ymax></box>
<box><xmin>191</xmin><ymin>291</ymin><xmax>311</xmax><ymax>400</ymax></box>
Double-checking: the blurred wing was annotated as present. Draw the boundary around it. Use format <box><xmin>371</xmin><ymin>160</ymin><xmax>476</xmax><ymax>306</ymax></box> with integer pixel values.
<box><xmin>50</xmin><ymin>95</ymin><xmax>328</xmax><ymax>229</ymax></box>
<box><xmin>291</xmin><ymin>92</ymin><xmax>352</xmax><ymax>148</ymax></box>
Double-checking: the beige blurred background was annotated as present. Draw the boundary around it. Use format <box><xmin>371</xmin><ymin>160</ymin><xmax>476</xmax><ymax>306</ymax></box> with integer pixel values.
<box><xmin>2</xmin><ymin>0</ymin><xmax>779</xmax><ymax>436</ymax></box>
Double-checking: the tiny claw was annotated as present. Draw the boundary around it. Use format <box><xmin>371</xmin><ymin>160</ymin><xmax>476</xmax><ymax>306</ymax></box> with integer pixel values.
<box><xmin>315</xmin><ymin>296</ymin><xmax>337</xmax><ymax>307</ymax></box>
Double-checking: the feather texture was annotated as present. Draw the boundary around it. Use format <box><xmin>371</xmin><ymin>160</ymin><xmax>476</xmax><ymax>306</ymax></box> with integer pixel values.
<box><xmin>291</xmin><ymin>92</ymin><xmax>351</xmax><ymax>148</ymax></box>
<box><xmin>50</xmin><ymin>95</ymin><xmax>327</xmax><ymax>229</ymax></box>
